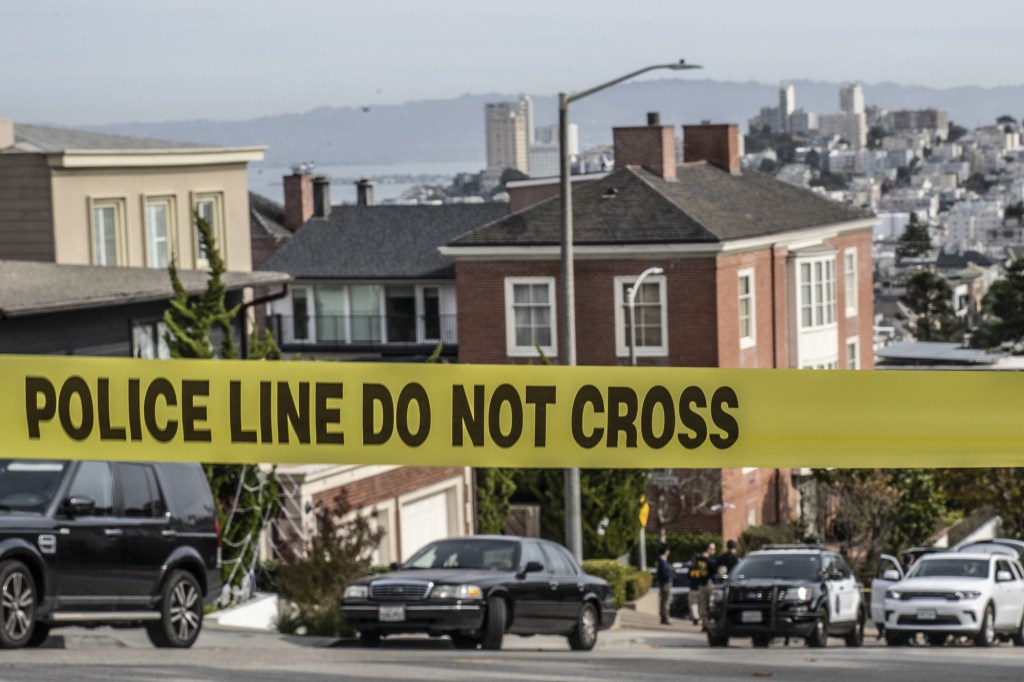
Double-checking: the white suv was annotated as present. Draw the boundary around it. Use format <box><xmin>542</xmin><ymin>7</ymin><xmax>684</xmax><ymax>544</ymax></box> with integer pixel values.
<box><xmin>882</xmin><ymin>551</ymin><xmax>1024</xmax><ymax>647</ymax></box>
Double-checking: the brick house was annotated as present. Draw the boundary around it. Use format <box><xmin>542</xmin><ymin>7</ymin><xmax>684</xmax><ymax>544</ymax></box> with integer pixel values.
<box><xmin>442</xmin><ymin>116</ymin><xmax>877</xmax><ymax>542</ymax></box>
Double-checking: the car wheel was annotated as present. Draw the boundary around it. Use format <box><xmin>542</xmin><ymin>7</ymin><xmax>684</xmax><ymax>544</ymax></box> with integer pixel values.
<box><xmin>480</xmin><ymin>596</ymin><xmax>506</xmax><ymax>651</ymax></box>
<box><xmin>567</xmin><ymin>602</ymin><xmax>599</xmax><ymax>651</ymax></box>
<box><xmin>145</xmin><ymin>570</ymin><xmax>203</xmax><ymax>648</ymax></box>
<box><xmin>450</xmin><ymin>633</ymin><xmax>480</xmax><ymax>649</ymax></box>
<box><xmin>927</xmin><ymin>633</ymin><xmax>948</xmax><ymax>647</ymax></box>
<box><xmin>25</xmin><ymin>623</ymin><xmax>51</xmax><ymax>648</ymax></box>
<box><xmin>806</xmin><ymin>607</ymin><xmax>829</xmax><ymax>648</ymax></box>
<box><xmin>974</xmin><ymin>604</ymin><xmax>996</xmax><ymax>647</ymax></box>
<box><xmin>359</xmin><ymin>630</ymin><xmax>381</xmax><ymax>646</ymax></box>
<box><xmin>752</xmin><ymin>634</ymin><xmax>772</xmax><ymax>648</ymax></box>
<box><xmin>706</xmin><ymin>633</ymin><xmax>729</xmax><ymax>647</ymax></box>
<box><xmin>844</xmin><ymin>611</ymin><xmax>865</xmax><ymax>647</ymax></box>
<box><xmin>885</xmin><ymin>631</ymin><xmax>910</xmax><ymax>646</ymax></box>
<box><xmin>0</xmin><ymin>560</ymin><xmax>37</xmax><ymax>649</ymax></box>
<box><xmin>1012</xmin><ymin>613</ymin><xmax>1024</xmax><ymax>646</ymax></box>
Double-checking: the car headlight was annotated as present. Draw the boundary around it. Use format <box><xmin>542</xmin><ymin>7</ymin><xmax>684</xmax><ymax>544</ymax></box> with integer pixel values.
<box><xmin>430</xmin><ymin>584</ymin><xmax>483</xmax><ymax>600</ymax></box>
<box><xmin>343</xmin><ymin>584</ymin><xmax>369</xmax><ymax>599</ymax></box>
<box><xmin>708</xmin><ymin>588</ymin><xmax>724</xmax><ymax>607</ymax></box>
<box><xmin>886</xmin><ymin>589</ymin><xmax>901</xmax><ymax>600</ymax></box>
<box><xmin>780</xmin><ymin>586</ymin><xmax>812</xmax><ymax>602</ymax></box>
<box><xmin>957</xmin><ymin>590</ymin><xmax>982</xmax><ymax>600</ymax></box>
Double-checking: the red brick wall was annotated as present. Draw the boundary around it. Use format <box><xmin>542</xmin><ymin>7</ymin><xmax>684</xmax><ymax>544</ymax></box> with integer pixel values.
<box><xmin>455</xmin><ymin>257</ymin><xmax>722</xmax><ymax>367</ymax></box>
<box><xmin>715</xmin><ymin>250</ymin><xmax>776</xmax><ymax>368</ymax></box>
<box><xmin>719</xmin><ymin>468</ymin><xmax>799</xmax><ymax>542</ymax></box>
<box><xmin>828</xmin><ymin>230</ymin><xmax>875</xmax><ymax>370</ymax></box>
<box><xmin>683</xmin><ymin>124</ymin><xmax>741</xmax><ymax>174</ymax></box>
<box><xmin>315</xmin><ymin>466</ymin><xmax>466</xmax><ymax>513</ymax></box>
<box><xmin>508</xmin><ymin>183</ymin><xmax>559</xmax><ymax>214</ymax></box>
<box><xmin>613</xmin><ymin>125</ymin><xmax>677</xmax><ymax>179</ymax></box>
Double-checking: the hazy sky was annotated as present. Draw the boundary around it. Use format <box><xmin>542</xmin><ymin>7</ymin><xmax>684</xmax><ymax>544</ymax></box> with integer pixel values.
<box><xmin>5</xmin><ymin>0</ymin><xmax>1019</xmax><ymax>126</ymax></box>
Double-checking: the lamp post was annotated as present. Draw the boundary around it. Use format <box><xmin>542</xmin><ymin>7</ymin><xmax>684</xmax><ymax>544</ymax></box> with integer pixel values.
<box><xmin>560</xmin><ymin>61</ymin><xmax>701</xmax><ymax>562</ymax></box>
<box><xmin>626</xmin><ymin>266</ymin><xmax>663</xmax><ymax>571</ymax></box>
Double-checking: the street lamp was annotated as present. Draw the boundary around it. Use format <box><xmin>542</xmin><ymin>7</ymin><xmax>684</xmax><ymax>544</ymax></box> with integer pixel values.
<box><xmin>560</xmin><ymin>61</ymin><xmax>702</xmax><ymax>562</ymax></box>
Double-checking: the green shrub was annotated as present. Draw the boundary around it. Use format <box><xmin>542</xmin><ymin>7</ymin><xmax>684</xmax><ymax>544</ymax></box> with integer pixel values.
<box><xmin>641</xmin><ymin>531</ymin><xmax>723</xmax><ymax>568</ymax></box>
<box><xmin>739</xmin><ymin>523</ymin><xmax>803</xmax><ymax>552</ymax></box>
<box><xmin>624</xmin><ymin>567</ymin><xmax>653</xmax><ymax>602</ymax></box>
<box><xmin>583</xmin><ymin>559</ymin><xmax>629</xmax><ymax>607</ymax></box>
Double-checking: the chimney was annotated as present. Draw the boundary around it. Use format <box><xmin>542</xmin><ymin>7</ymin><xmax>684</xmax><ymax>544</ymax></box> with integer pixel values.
<box><xmin>682</xmin><ymin>123</ymin><xmax>742</xmax><ymax>174</ymax></box>
<box><xmin>283</xmin><ymin>164</ymin><xmax>315</xmax><ymax>230</ymax></box>
<box><xmin>356</xmin><ymin>178</ymin><xmax>376</xmax><ymax>206</ymax></box>
<box><xmin>0</xmin><ymin>119</ymin><xmax>14</xmax><ymax>149</ymax></box>
<box><xmin>312</xmin><ymin>175</ymin><xmax>331</xmax><ymax>218</ymax></box>
<box><xmin>612</xmin><ymin>112</ymin><xmax>677</xmax><ymax>180</ymax></box>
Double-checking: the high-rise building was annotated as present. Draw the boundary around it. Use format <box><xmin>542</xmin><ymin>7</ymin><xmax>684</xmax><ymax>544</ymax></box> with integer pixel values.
<box><xmin>840</xmin><ymin>83</ymin><xmax>864</xmax><ymax>115</ymax></box>
<box><xmin>485</xmin><ymin>96</ymin><xmax>532</xmax><ymax>173</ymax></box>
<box><xmin>779</xmin><ymin>83</ymin><xmax>795</xmax><ymax>132</ymax></box>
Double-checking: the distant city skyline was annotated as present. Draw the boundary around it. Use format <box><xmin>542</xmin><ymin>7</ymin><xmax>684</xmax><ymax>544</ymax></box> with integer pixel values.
<box><xmin>4</xmin><ymin>0</ymin><xmax>1021</xmax><ymax>126</ymax></box>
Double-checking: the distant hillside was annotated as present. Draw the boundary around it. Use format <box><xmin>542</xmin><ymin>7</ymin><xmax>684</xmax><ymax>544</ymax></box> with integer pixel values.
<box><xmin>84</xmin><ymin>79</ymin><xmax>1024</xmax><ymax>169</ymax></box>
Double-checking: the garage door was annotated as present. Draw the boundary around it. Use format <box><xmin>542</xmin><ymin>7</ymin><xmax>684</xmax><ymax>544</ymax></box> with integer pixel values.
<box><xmin>400</xmin><ymin>490</ymin><xmax>451</xmax><ymax>561</ymax></box>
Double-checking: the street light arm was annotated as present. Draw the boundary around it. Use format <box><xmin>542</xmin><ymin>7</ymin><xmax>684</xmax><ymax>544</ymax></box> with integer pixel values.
<box><xmin>566</xmin><ymin>61</ymin><xmax>702</xmax><ymax>105</ymax></box>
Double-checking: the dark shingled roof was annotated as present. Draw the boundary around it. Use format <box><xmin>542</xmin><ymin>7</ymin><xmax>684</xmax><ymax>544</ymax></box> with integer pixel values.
<box><xmin>259</xmin><ymin>203</ymin><xmax>508</xmax><ymax>279</ymax></box>
<box><xmin>249</xmin><ymin>192</ymin><xmax>291</xmax><ymax>240</ymax></box>
<box><xmin>0</xmin><ymin>261</ymin><xmax>289</xmax><ymax>317</ymax></box>
<box><xmin>450</xmin><ymin>164</ymin><xmax>873</xmax><ymax>247</ymax></box>
<box><xmin>935</xmin><ymin>250</ymin><xmax>995</xmax><ymax>269</ymax></box>
<box><xmin>8</xmin><ymin>123</ymin><xmax>204</xmax><ymax>153</ymax></box>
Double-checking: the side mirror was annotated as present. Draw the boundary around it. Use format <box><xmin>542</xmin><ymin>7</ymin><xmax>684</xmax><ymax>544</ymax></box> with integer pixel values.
<box><xmin>997</xmin><ymin>570</ymin><xmax>1013</xmax><ymax>582</ymax></box>
<box><xmin>388</xmin><ymin>562</ymin><xmax>402</xmax><ymax>572</ymax></box>
<box><xmin>519</xmin><ymin>561</ymin><xmax>544</xmax><ymax>577</ymax></box>
<box><xmin>882</xmin><ymin>569</ymin><xmax>900</xmax><ymax>581</ymax></box>
<box><xmin>63</xmin><ymin>496</ymin><xmax>95</xmax><ymax>517</ymax></box>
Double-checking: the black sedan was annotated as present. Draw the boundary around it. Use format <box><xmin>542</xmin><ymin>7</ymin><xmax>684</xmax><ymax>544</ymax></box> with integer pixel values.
<box><xmin>341</xmin><ymin>535</ymin><xmax>617</xmax><ymax>651</ymax></box>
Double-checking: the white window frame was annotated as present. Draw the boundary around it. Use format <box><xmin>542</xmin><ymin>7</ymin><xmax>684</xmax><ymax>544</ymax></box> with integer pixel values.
<box><xmin>192</xmin><ymin>191</ymin><xmax>226</xmax><ymax>270</ymax></box>
<box><xmin>143</xmin><ymin>195</ymin><xmax>177</xmax><ymax>269</ymax></box>
<box><xmin>88</xmin><ymin>197</ymin><xmax>126</xmax><ymax>266</ymax></box>
<box><xmin>846</xmin><ymin>336</ymin><xmax>860</xmax><ymax>370</ymax></box>
<box><xmin>504</xmin><ymin>277</ymin><xmax>557</xmax><ymax>358</ymax></box>
<box><xmin>844</xmin><ymin>247</ymin><xmax>858</xmax><ymax>317</ymax></box>
<box><xmin>613</xmin><ymin>274</ymin><xmax>668</xmax><ymax>357</ymax></box>
<box><xmin>738</xmin><ymin>268</ymin><xmax>756</xmax><ymax>349</ymax></box>
<box><xmin>798</xmin><ymin>256</ymin><xmax>836</xmax><ymax>330</ymax></box>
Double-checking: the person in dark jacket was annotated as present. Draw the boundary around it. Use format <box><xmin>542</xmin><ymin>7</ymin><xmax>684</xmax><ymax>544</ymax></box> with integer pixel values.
<box><xmin>688</xmin><ymin>542</ymin><xmax>717</xmax><ymax>624</ymax></box>
<box><xmin>655</xmin><ymin>544</ymin><xmax>674</xmax><ymax>625</ymax></box>
<box><xmin>718</xmin><ymin>539</ymin><xmax>739</xmax><ymax>574</ymax></box>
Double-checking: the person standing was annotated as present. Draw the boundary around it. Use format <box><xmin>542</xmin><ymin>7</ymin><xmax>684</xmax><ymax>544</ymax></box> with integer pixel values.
<box><xmin>655</xmin><ymin>544</ymin><xmax>674</xmax><ymax>625</ymax></box>
<box><xmin>688</xmin><ymin>542</ymin><xmax>717</xmax><ymax>625</ymax></box>
<box><xmin>718</xmin><ymin>539</ymin><xmax>739</xmax><ymax>574</ymax></box>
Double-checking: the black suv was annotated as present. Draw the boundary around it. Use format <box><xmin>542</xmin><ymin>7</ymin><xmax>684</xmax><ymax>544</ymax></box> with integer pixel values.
<box><xmin>0</xmin><ymin>459</ymin><xmax>221</xmax><ymax>649</ymax></box>
<box><xmin>702</xmin><ymin>544</ymin><xmax>865</xmax><ymax>648</ymax></box>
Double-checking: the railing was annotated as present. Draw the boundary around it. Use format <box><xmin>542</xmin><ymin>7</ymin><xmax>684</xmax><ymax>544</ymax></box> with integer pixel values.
<box><xmin>269</xmin><ymin>314</ymin><xmax>458</xmax><ymax>349</ymax></box>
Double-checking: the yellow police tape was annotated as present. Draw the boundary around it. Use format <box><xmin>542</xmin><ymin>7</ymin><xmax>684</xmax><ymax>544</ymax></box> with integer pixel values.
<box><xmin>3</xmin><ymin>354</ymin><xmax>1022</xmax><ymax>468</ymax></box>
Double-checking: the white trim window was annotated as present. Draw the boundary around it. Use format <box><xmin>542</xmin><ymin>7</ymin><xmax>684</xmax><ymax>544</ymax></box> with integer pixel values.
<box><xmin>844</xmin><ymin>248</ymin><xmax>858</xmax><ymax>317</ymax></box>
<box><xmin>801</xmin><ymin>360</ymin><xmax>838</xmax><ymax>370</ymax></box>
<box><xmin>144</xmin><ymin>196</ymin><xmax>175</xmax><ymax>268</ymax></box>
<box><xmin>505</xmin><ymin>277</ymin><xmax>557</xmax><ymax>357</ymax></box>
<box><xmin>738</xmin><ymin>269</ymin><xmax>756</xmax><ymax>349</ymax></box>
<box><xmin>613</xmin><ymin>274</ymin><xmax>667</xmax><ymax>357</ymax></box>
<box><xmin>846</xmin><ymin>336</ymin><xmax>859</xmax><ymax>370</ymax></box>
<box><xmin>799</xmin><ymin>257</ymin><xmax>836</xmax><ymax>329</ymax></box>
<box><xmin>89</xmin><ymin>198</ymin><xmax>125</xmax><ymax>266</ymax></box>
<box><xmin>193</xmin><ymin>192</ymin><xmax>225</xmax><ymax>270</ymax></box>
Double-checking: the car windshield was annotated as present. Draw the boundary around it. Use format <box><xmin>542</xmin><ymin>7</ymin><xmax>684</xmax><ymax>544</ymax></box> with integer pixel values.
<box><xmin>403</xmin><ymin>539</ymin><xmax>519</xmax><ymax>571</ymax></box>
<box><xmin>732</xmin><ymin>554</ymin><xmax>820</xmax><ymax>580</ymax></box>
<box><xmin>908</xmin><ymin>558</ymin><xmax>989</xmax><ymax>579</ymax></box>
<box><xmin>0</xmin><ymin>460</ymin><xmax>67</xmax><ymax>514</ymax></box>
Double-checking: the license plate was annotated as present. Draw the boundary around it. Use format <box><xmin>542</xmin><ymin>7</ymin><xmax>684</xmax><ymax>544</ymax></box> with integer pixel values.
<box><xmin>379</xmin><ymin>605</ymin><xmax>406</xmax><ymax>622</ymax></box>
<box><xmin>741</xmin><ymin>610</ymin><xmax>763</xmax><ymax>623</ymax></box>
<box><xmin>917</xmin><ymin>609</ymin><xmax>937</xmax><ymax>621</ymax></box>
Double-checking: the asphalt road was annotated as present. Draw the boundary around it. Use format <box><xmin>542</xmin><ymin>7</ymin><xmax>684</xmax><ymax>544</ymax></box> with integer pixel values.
<box><xmin>2</xmin><ymin>618</ymin><xmax>1023</xmax><ymax>681</ymax></box>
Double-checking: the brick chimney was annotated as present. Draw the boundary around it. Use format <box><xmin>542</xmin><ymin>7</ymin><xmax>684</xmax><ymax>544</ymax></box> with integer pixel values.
<box><xmin>683</xmin><ymin>123</ymin><xmax>742</xmax><ymax>174</ymax></box>
<box><xmin>355</xmin><ymin>178</ymin><xmax>376</xmax><ymax>206</ymax></box>
<box><xmin>613</xmin><ymin>112</ymin><xmax>677</xmax><ymax>180</ymax></box>
<box><xmin>283</xmin><ymin>165</ymin><xmax>315</xmax><ymax>230</ymax></box>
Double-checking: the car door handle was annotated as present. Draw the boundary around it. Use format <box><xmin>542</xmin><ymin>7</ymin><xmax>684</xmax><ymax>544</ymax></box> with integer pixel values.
<box><xmin>104</xmin><ymin>528</ymin><xmax>124</xmax><ymax>536</ymax></box>
<box><xmin>548</xmin><ymin>581</ymin><xmax>559</xmax><ymax>590</ymax></box>
<box><xmin>161</xmin><ymin>530</ymin><xmax>177</xmax><ymax>537</ymax></box>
